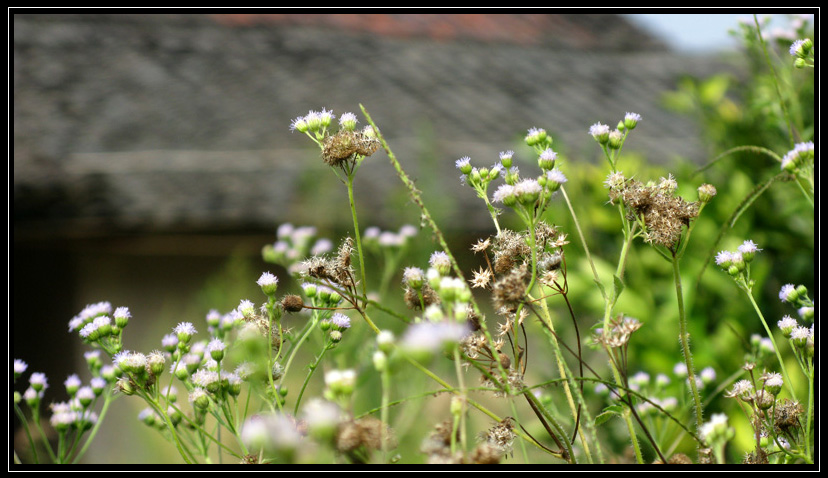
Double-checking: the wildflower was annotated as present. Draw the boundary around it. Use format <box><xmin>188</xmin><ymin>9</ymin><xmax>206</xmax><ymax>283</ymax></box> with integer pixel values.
<box><xmin>257</xmin><ymin>272</ymin><xmax>279</xmax><ymax>296</ymax></box>
<box><xmin>737</xmin><ymin>240</ymin><xmax>761</xmax><ymax>262</ymax></box>
<box><xmin>76</xmin><ymin>386</ymin><xmax>95</xmax><ymax>407</ymax></box>
<box><xmin>601</xmin><ymin>173</ymin><xmax>624</xmax><ymax>192</ymax></box>
<box><xmin>324</xmin><ymin>369</ymin><xmax>357</xmax><ymax>398</ymax></box>
<box><xmin>778</xmin><ymin>283</ymin><xmax>798</xmax><ymax>303</ymax></box>
<box><xmin>673</xmin><ymin>362</ymin><xmax>688</xmax><ymax>378</ymax></box>
<box><xmin>545</xmin><ymin>168</ymin><xmax>567</xmax><ymax>190</ymax></box>
<box><xmin>513</xmin><ymin>178</ymin><xmax>542</xmax><ymax>205</ymax></box>
<box><xmin>338</xmin><ymin>112</ymin><xmax>358</xmax><ymax>131</ymax></box>
<box><xmin>499</xmin><ymin>150</ymin><xmax>514</xmax><ymax>168</ymax></box>
<box><xmin>537</xmin><ymin>148</ymin><xmax>557</xmax><ymax>170</ymax></box>
<box><xmin>29</xmin><ymin>372</ymin><xmax>49</xmax><ymax>392</ymax></box>
<box><xmin>798</xmin><ymin>305</ymin><xmax>814</xmax><ymax>321</ymax></box>
<box><xmin>700</xmin><ymin>367</ymin><xmax>716</xmax><ymax>385</ymax></box>
<box><xmin>781</xmin><ymin>141</ymin><xmax>814</xmax><ymax>171</ymax></box>
<box><xmin>524</xmin><ymin>127</ymin><xmax>548</xmax><ymax>146</ymax></box>
<box><xmin>189</xmin><ymin>387</ymin><xmax>210</xmax><ymax>410</ymax></box>
<box><xmin>607</xmin><ymin>129</ymin><xmax>624</xmax><ymax>149</ymax></box>
<box><xmin>716</xmin><ymin>251</ymin><xmax>733</xmax><ymax>270</ymax></box>
<box><xmin>789</xmin><ymin>38</ymin><xmax>813</xmax><ymax>58</ymax></box>
<box><xmin>429</xmin><ymin>251</ymin><xmax>451</xmax><ymax>276</ymax></box>
<box><xmin>50</xmin><ymin>407</ymin><xmax>77</xmax><ymax>432</ymax></box>
<box><xmin>402</xmin><ymin>266</ymin><xmax>425</xmax><ymax>290</ymax></box>
<box><xmin>699</xmin><ymin>413</ymin><xmax>733</xmax><ymax>444</ymax></box>
<box><xmin>90</xmin><ymin>377</ymin><xmax>107</xmax><ymax>396</ymax></box>
<box><xmin>401</xmin><ymin>320</ymin><xmax>471</xmax><ymax>355</ymax></box>
<box><xmin>589</xmin><ymin>122</ymin><xmax>610</xmax><ymax>144</ymax></box>
<box><xmin>725</xmin><ymin>379</ymin><xmax>754</xmax><ymax>401</ymax></box>
<box><xmin>629</xmin><ymin>371</ymin><xmax>650</xmax><ymax>390</ymax></box>
<box><xmin>759</xmin><ymin>337</ymin><xmax>775</xmax><ymax>355</ymax></box>
<box><xmin>455</xmin><ymin>156</ymin><xmax>473</xmax><ymax>175</ymax></box>
<box><xmin>492</xmin><ymin>184</ymin><xmax>517</xmax><ymax>206</ymax></box>
<box><xmin>206</xmin><ymin>338</ymin><xmax>226</xmax><ymax>362</ymax></box>
<box><xmin>790</xmin><ymin>326</ymin><xmax>810</xmax><ymax>348</ymax></box>
<box><xmin>623</xmin><ymin>112</ymin><xmax>642</xmax><ymax>130</ymax></box>
<box><xmin>13</xmin><ymin>359</ymin><xmax>27</xmax><ymax>380</ymax></box>
<box><xmin>23</xmin><ymin>387</ymin><xmax>42</xmax><ymax>406</ymax></box>
<box><xmin>192</xmin><ymin>368</ymin><xmax>221</xmax><ymax>393</ymax></box>
<box><xmin>237</xmin><ymin>299</ymin><xmax>256</xmax><ymax>318</ymax></box>
<box><xmin>329</xmin><ymin>313</ymin><xmax>351</xmax><ymax>331</ymax></box>
<box><xmin>118</xmin><ymin>351</ymin><xmax>148</xmax><ymax>376</ymax></box>
<box><xmin>311</xmin><ymin>238</ymin><xmax>333</xmax><ymax>255</ymax></box>
<box><xmin>697</xmin><ymin>183</ymin><xmax>717</xmax><ymax>203</ymax></box>
<box><xmin>79</xmin><ymin>301</ymin><xmax>113</xmax><ymax>321</ymax></box>
<box><xmin>174</xmin><ymin>322</ymin><xmax>197</xmax><ymax>344</ymax></box>
<box><xmin>301</xmin><ymin>398</ymin><xmax>343</xmax><ymax>441</ymax></box>
<box><xmin>762</xmin><ymin>372</ymin><xmax>784</xmax><ymax>396</ymax></box>
<box><xmin>64</xmin><ymin>374</ymin><xmax>82</xmax><ymax>396</ymax></box>
<box><xmin>289</xmin><ymin>115</ymin><xmax>309</xmax><ymax>133</ymax></box>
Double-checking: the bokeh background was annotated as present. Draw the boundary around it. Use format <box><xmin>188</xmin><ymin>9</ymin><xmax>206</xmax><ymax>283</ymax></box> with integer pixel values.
<box><xmin>12</xmin><ymin>11</ymin><xmax>815</xmax><ymax>464</ymax></box>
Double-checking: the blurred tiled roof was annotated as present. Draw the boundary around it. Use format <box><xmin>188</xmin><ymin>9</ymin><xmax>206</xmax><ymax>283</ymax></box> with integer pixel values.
<box><xmin>13</xmin><ymin>13</ymin><xmax>740</xmax><ymax>237</ymax></box>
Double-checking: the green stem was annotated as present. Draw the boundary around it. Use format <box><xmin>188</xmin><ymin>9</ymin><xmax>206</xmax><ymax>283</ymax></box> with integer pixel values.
<box><xmin>560</xmin><ymin>186</ymin><xmax>603</xmax><ymax>299</ymax></box>
<box><xmin>70</xmin><ymin>392</ymin><xmax>114</xmax><ymax>464</ymax></box>
<box><xmin>282</xmin><ymin>312</ymin><xmax>320</xmax><ymax>383</ymax></box>
<box><xmin>346</xmin><ymin>174</ymin><xmax>369</xmax><ymax>307</ymax></box>
<box><xmin>744</xmin><ymin>292</ymin><xmax>798</xmax><ymax>400</ymax></box>
<box><xmin>139</xmin><ymin>388</ymin><xmax>195</xmax><ymax>464</ymax></box>
<box><xmin>13</xmin><ymin>402</ymin><xmax>39</xmax><ymax>464</ymax></box>
<box><xmin>671</xmin><ymin>251</ymin><xmax>705</xmax><ymax>438</ymax></box>
<box><xmin>294</xmin><ymin>343</ymin><xmax>329</xmax><ymax>416</ymax></box>
<box><xmin>31</xmin><ymin>408</ymin><xmax>58</xmax><ymax>463</ymax></box>
<box><xmin>379</xmin><ymin>361</ymin><xmax>391</xmax><ymax>463</ymax></box>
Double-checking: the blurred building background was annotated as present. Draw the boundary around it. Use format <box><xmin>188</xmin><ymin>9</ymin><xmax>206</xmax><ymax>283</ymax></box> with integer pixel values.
<box><xmin>12</xmin><ymin>12</ymin><xmax>748</xmax><ymax>463</ymax></box>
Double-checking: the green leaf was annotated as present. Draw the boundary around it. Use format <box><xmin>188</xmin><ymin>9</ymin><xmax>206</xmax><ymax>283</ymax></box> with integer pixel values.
<box><xmin>613</xmin><ymin>274</ymin><xmax>625</xmax><ymax>298</ymax></box>
<box><xmin>594</xmin><ymin>404</ymin><xmax>624</xmax><ymax>427</ymax></box>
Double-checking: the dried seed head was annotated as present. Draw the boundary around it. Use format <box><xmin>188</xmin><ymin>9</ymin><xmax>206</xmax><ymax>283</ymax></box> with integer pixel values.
<box><xmin>608</xmin><ymin>178</ymin><xmax>699</xmax><ymax>248</ymax></box>
<box><xmin>335</xmin><ymin>416</ymin><xmax>395</xmax><ymax>453</ymax></box>
<box><xmin>403</xmin><ymin>284</ymin><xmax>440</xmax><ymax>310</ymax></box>
<box><xmin>321</xmin><ymin>130</ymin><xmax>380</xmax><ymax>167</ymax></box>
<box><xmin>281</xmin><ymin>294</ymin><xmax>304</xmax><ymax>313</ymax></box>
<box><xmin>479</xmin><ymin>417</ymin><xmax>516</xmax><ymax>455</ymax></box>
<box><xmin>492</xmin><ymin>264</ymin><xmax>530</xmax><ymax>311</ymax></box>
<box><xmin>492</xmin><ymin>229</ymin><xmax>530</xmax><ymax>274</ymax></box>
<box><xmin>774</xmin><ymin>399</ymin><xmax>804</xmax><ymax>432</ymax></box>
